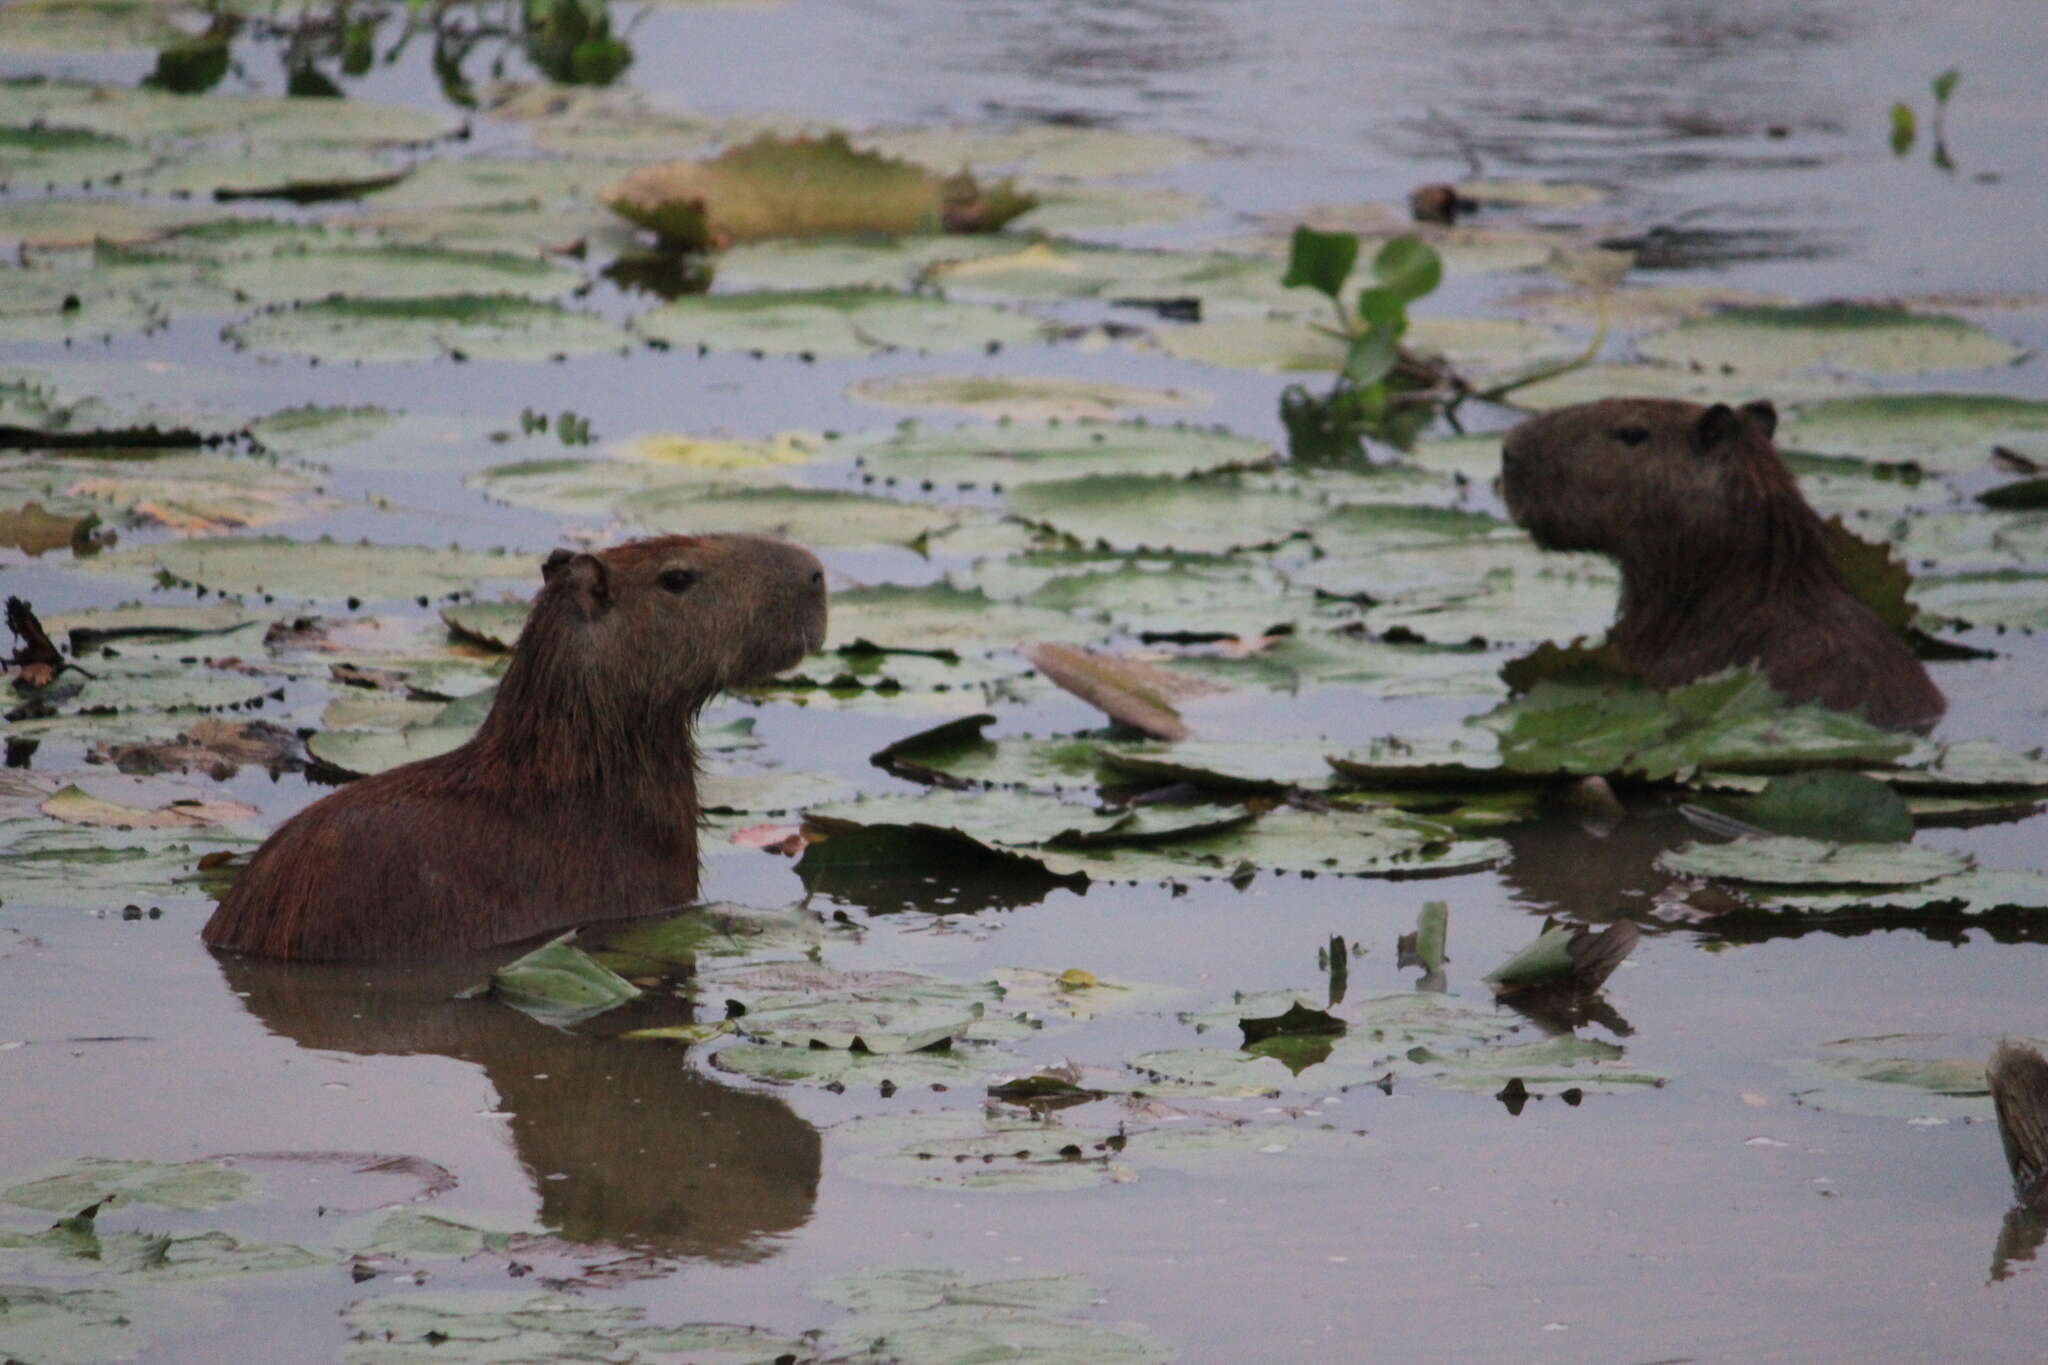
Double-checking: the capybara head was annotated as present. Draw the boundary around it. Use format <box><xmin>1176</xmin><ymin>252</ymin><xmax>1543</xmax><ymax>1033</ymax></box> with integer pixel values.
<box><xmin>1500</xmin><ymin>397</ymin><xmax>1789</xmax><ymax>566</ymax></box>
<box><xmin>521</xmin><ymin>534</ymin><xmax>827</xmax><ymax>719</ymax></box>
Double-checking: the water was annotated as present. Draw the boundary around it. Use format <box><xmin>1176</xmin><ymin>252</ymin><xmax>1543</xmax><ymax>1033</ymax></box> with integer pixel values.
<box><xmin>2</xmin><ymin>1</ymin><xmax>2047</xmax><ymax>1361</ymax></box>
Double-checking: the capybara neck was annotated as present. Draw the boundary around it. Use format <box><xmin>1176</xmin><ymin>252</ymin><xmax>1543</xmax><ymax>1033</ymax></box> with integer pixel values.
<box><xmin>202</xmin><ymin>533</ymin><xmax>827</xmax><ymax>962</ymax></box>
<box><xmin>1500</xmin><ymin>396</ymin><xmax>1943</xmax><ymax>730</ymax></box>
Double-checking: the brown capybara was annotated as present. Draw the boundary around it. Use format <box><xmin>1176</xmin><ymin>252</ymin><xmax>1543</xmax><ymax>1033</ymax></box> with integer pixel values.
<box><xmin>1500</xmin><ymin>397</ymin><xmax>1943</xmax><ymax>730</ymax></box>
<box><xmin>203</xmin><ymin>534</ymin><xmax>828</xmax><ymax>962</ymax></box>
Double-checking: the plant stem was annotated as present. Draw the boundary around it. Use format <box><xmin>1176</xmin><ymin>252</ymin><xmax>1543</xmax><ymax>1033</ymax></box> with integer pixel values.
<box><xmin>1472</xmin><ymin>287</ymin><xmax>1611</xmax><ymax>406</ymax></box>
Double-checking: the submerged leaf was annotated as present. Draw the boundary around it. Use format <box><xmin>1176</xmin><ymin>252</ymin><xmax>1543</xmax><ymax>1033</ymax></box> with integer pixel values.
<box><xmin>481</xmin><ymin>932</ymin><xmax>643</xmax><ymax>1026</ymax></box>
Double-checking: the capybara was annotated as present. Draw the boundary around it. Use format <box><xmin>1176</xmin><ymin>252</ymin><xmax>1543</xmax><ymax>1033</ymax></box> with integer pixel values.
<box><xmin>203</xmin><ymin>534</ymin><xmax>827</xmax><ymax>961</ymax></box>
<box><xmin>1500</xmin><ymin>397</ymin><xmax>1943</xmax><ymax>729</ymax></box>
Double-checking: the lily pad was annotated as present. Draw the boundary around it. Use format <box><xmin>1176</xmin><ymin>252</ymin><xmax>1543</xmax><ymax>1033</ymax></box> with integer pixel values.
<box><xmin>1910</xmin><ymin>570</ymin><xmax>2048</xmax><ymax>629</ymax></box>
<box><xmin>1702</xmin><ymin>771</ymin><xmax>1915</xmax><ymax>843</ymax></box>
<box><xmin>480</xmin><ymin>932</ymin><xmax>643</xmax><ymax>1026</ymax></box>
<box><xmin>1782</xmin><ymin>1035</ymin><xmax>1999</xmax><ymax>1121</ymax></box>
<box><xmin>1656</xmin><ymin>835</ymin><xmax>1969</xmax><ymax>887</ymax></box>
<box><xmin>852</xmin><ymin>420</ymin><xmax>1269</xmax><ymax>490</ymax></box>
<box><xmin>634</xmin><ymin>287</ymin><xmax>1052</xmax><ymax>359</ymax></box>
<box><xmin>304</xmin><ymin>724</ymin><xmax>473</xmax><ymax>778</ymax></box>
<box><xmin>603</xmin><ymin>132</ymin><xmax>1035</xmax><ymax>249</ymax></box>
<box><xmin>862</xmin><ymin>124</ymin><xmax>1208</xmax><ymax>179</ymax></box>
<box><xmin>623</xmin><ymin>483</ymin><xmax>967</xmax><ymax>549</ymax></box>
<box><xmin>1007</xmin><ymin>473</ymin><xmax>1324</xmax><ymax>554</ymax></box>
<box><xmin>1778</xmin><ymin>393</ymin><xmax>2048</xmax><ymax>472</ymax></box>
<box><xmin>212</xmin><ymin>244</ymin><xmax>583</xmax><ymax>307</ymax></box>
<box><xmin>1034</xmin><ymin>805</ymin><xmax>1507</xmax><ymax>882</ymax></box>
<box><xmin>127</xmin><ymin>150</ymin><xmax>405</xmax><ymax>203</ymax></box>
<box><xmin>5</xmin><ymin>1158</ymin><xmax>251</xmax><ymax>1213</ymax></box>
<box><xmin>1637</xmin><ymin>303</ymin><xmax>2024</xmax><ymax>377</ymax></box>
<box><xmin>848</xmin><ymin>374</ymin><xmax>1208</xmax><ymax>421</ymax></box>
<box><xmin>872</xmin><ymin>717</ymin><xmax>1113</xmax><ymax>791</ymax></box>
<box><xmin>225</xmin><ymin>294</ymin><xmax>630</xmax><ymax>363</ymax></box>
<box><xmin>709</xmin><ymin>1041</ymin><xmax>996</xmax><ymax>1090</ymax></box>
<box><xmin>76</xmin><ymin>535</ymin><xmax>522</xmax><ymax>602</ymax></box>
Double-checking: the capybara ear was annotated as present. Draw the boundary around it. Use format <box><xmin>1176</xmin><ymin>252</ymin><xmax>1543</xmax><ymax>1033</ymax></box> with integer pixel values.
<box><xmin>554</xmin><ymin>552</ymin><xmax>613</xmax><ymax>619</ymax></box>
<box><xmin>1692</xmin><ymin>402</ymin><xmax>1743</xmax><ymax>455</ymax></box>
<box><xmin>1741</xmin><ymin>399</ymin><xmax>1778</xmax><ymax>440</ymax></box>
<box><xmin>540</xmin><ymin>548</ymin><xmax>577</xmax><ymax>583</ymax></box>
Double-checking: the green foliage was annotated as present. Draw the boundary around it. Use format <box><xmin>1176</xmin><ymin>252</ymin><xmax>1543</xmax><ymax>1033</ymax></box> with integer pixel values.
<box><xmin>1889</xmin><ymin>101</ymin><xmax>1917</xmax><ymax>156</ymax></box>
<box><xmin>1278</xmin><ymin>227</ymin><xmax>1445</xmax><ymax>455</ymax></box>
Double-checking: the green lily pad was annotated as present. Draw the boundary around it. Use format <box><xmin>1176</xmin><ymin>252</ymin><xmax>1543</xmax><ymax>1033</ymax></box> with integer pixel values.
<box><xmin>126</xmin><ymin>150</ymin><xmax>405</xmax><ymax>203</ymax></box>
<box><xmin>1007</xmin><ymin>473</ymin><xmax>1325</xmax><ymax>554</ymax></box>
<box><xmin>709</xmin><ymin>1041</ymin><xmax>996</xmax><ymax>1089</ymax></box>
<box><xmin>225</xmin><ymin>294</ymin><xmax>630</xmax><ymax>363</ymax></box>
<box><xmin>1637</xmin><ymin>304</ymin><xmax>2024</xmax><ymax>377</ymax></box>
<box><xmin>1156</xmin><ymin>314</ymin><xmax>1574</xmax><ymax>379</ymax></box>
<box><xmin>622</xmin><ymin>483</ymin><xmax>969</xmax><ymax>549</ymax></box>
<box><xmin>1881</xmin><ymin>740</ymin><xmax>2048</xmax><ymax>792</ymax></box>
<box><xmin>1779</xmin><ymin>393</ymin><xmax>2048</xmax><ymax>473</ymax></box>
<box><xmin>0</xmin><ymin>125</ymin><xmax>154</xmax><ymax>188</ymax></box>
<box><xmin>212</xmin><ymin>244</ymin><xmax>584</xmax><ymax>306</ymax></box>
<box><xmin>55</xmin><ymin>88</ymin><xmax>459</xmax><ymax>146</ymax></box>
<box><xmin>0</xmin><ymin>197</ymin><xmax>222</xmax><ymax>249</ymax></box>
<box><xmin>1656</xmin><ymin>835</ymin><xmax>1969</xmax><ymax>887</ymax></box>
<box><xmin>585</xmin><ymin>901</ymin><xmax>825</xmax><ymax>977</ymax></box>
<box><xmin>76</xmin><ymin>535</ymin><xmax>521</xmax><ymax>602</ymax></box>
<box><xmin>1010</xmin><ymin>183</ymin><xmax>1212</xmax><ymax>233</ymax></box>
<box><xmin>1703</xmin><ymin>771</ymin><xmax>1915</xmax><ymax>843</ymax></box>
<box><xmin>862</xmin><ymin>125</ymin><xmax>1207</xmax><ymax>179</ymax></box>
<box><xmin>848</xmin><ymin>375</ymin><xmax>1209</xmax><ymax>421</ymax></box>
<box><xmin>304</xmin><ymin>724</ymin><xmax>473</xmax><ymax>778</ymax></box>
<box><xmin>0</xmin><ymin>824</ymin><xmax>251</xmax><ymax>911</ymax></box>
<box><xmin>0</xmin><ymin>1285</ymin><xmax>149</xmax><ymax>1364</ymax></box>
<box><xmin>873</xmin><ymin>718</ymin><xmax>1113</xmax><ymax>791</ymax></box>
<box><xmin>709</xmin><ymin>233</ymin><xmax>1024</xmax><ymax>292</ymax></box>
<box><xmin>1782</xmin><ymin>1035</ymin><xmax>2000</xmax><ymax>1120</ymax></box>
<box><xmin>1094</xmin><ymin>740</ymin><xmax>1342</xmax><ymax>793</ymax></box>
<box><xmin>1911</xmin><ymin>570</ymin><xmax>2048</xmax><ymax>630</ymax></box>
<box><xmin>1175</xmin><ymin>631</ymin><xmax>1504</xmax><ymax>699</ymax></box>
<box><xmin>927</xmin><ymin>240</ymin><xmax>1289</xmax><ymax>313</ymax></box>
<box><xmin>1745</xmin><ymin>869</ymin><xmax>2048</xmax><ymax>915</ymax></box>
<box><xmin>827</xmin><ymin>582</ymin><xmax>1104</xmax><ymax>658</ymax></box>
<box><xmin>1036</xmin><ymin>804</ymin><xmax>1505</xmax><ymax>882</ymax></box>
<box><xmin>5</xmin><ymin>1157</ymin><xmax>251</xmax><ymax>1213</ymax></box>
<box><xmin>480</xmin><ymin>932</ymin><xmax>643</xmax><ymax>1026</ymax></box>
<box><xmin>852</xmin><ymin>419</ymin><xmax>1270</xmax><ymax>491</ymax></box>
<box><xmin>635</xmin><ymin>288</ymin><xmax>1052</xmax><ymax>358</ymax></box>
<box><xmin>967</xmin><ymin>553</ymin><xmax>1323</xmax><ymax>641</ymax></box>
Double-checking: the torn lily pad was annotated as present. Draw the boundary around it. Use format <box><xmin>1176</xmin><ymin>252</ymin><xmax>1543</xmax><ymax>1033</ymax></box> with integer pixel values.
<box><xmin>1035</xmin><ymin>805</ymin><xmax>1506</xmax><ymax>883</ymax></box>
<box><xmin>872</xmin><ymin>715</ymin><xmax>1112</xmax><ymax>791</ymax></box>
<box><xmin>603</xmin><ymin>132</ymin><xmax>1035</xmax><ymax>249</ymax></box>
<box><xmin>634</xmin><ymin>288</ymin><xmax>1052</xmax><ymax>359</ymax></box>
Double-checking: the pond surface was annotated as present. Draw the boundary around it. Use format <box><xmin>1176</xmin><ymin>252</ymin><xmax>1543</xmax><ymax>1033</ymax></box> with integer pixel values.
<box><xmin>3</xmin><ymin>1</ymin><xmax>2048</xmax><ymax>1361</ymax></box>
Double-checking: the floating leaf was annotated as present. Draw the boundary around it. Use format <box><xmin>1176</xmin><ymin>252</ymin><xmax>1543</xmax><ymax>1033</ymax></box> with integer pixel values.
<box><xmin>212</xmin><ymin>244</ymin><xmax>582</xmax><ymax>307</ymax></box>
<box><xmin>1024</xmin><ymin>642</ymin><xmax>1224</xmax><ymax>740</ymax></box>
<box><xmin>480</xmin><ymin>932</ymin><xmax>643</xmax><ymax>1026</ymax></box>
<box><xmin>1656</xmin><ymin>835</ymin><xmax>1969</xmax><ymax>887</ymax></box>
<box><xmin>853</xmin><ymin>420</ymin><xmax>1269</xmax><ymax>491</ymax></box>
<box><xmin>1638</xmin><ymin>304</ymin><xmax>2024</xmax><ymax>377</ymax></box>
<box><xmin>77</xmin><ymin>535</ymin><xmax>521</xmax><ymax>602</ymax></box>
<box><xmin>1783</xmin><ymin>1034</ymin><xmax>2001</xmax><ymax>1121</ymax></box>
<box><xmin>1007</xmin><ymin>473</ymin><xmax>1324</xmax><ymax>554</ymax></box>
<box><xmin>226</xmin><ymin>294</ymin><xmax>630</xmax><ymax>363</ymax></box>
<box><xmin>848</xmin><ymin>374</ymin><xmax>1209</xmax><ymax>422</ymax></box>
<box><xmin>1483</xmin><ymin>919</ymin><xmax>1638</xmax><ymax>994</ymax></box>
<box><xmin>1700</xmin><ymin>770</ymin><xmax>1915</xmax><ymax>843</ymax></box>
<box><xmin>1779</xmin><ymin>393</ymin><xmax>2048</xmax><ymax>473</ymax></box>
<box><xmin>634</xmin><ymin>287</ymin><xmax>1052</xmax><ymax>359</ymax></box>
<box><xmin>603</xmin><ymin>132</ymin><xmax>1035</xmax><ymax>249</ymax></box>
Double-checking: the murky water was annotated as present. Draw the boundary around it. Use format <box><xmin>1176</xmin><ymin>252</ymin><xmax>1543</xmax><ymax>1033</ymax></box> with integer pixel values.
<box><xmin>4</xmin><ymin>1</ymin><xmax>2047</xmax><ymax>1361</ymax></box>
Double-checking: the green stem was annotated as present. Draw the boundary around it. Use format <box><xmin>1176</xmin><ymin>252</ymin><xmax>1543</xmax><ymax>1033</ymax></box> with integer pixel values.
<box><xmin>1473</xmin><ymin>287</ymin><xmax>1611</xmax><ymax>406</ymax></box>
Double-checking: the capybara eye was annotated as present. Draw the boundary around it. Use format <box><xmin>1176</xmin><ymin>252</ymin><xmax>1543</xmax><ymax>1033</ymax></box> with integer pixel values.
<box><xmin>1613</xmin><ymin>426</ymin><xmax>1650</xmax><ymax>447</ymax></box>
<box><xmin>658</xmin><ymin>568</ymin><xmax>698</xmax><ymax>594</ymax></box>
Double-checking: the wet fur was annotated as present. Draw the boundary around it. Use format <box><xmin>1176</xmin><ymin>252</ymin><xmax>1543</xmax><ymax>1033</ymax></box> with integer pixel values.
<box><xmin>203</xmin><ymin>535</ymin><xmax>827</xmax><ymax>962</ymax></box>
<box><xmin>1501</xmin><ymin>397</ymin><xmax>1943</xmax><ymax>730</ymax></box>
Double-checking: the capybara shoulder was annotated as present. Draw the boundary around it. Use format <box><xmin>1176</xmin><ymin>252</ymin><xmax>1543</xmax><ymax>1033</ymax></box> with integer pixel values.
<box><xmin>1500</xmin><ymin>397</ymin><xmax>1943</xmax><ymax>730</ymax></box>
<box><xmin>202</xmin><ymin>533</ymin><xmax>827</xmax><ymax>962</ymax></box>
